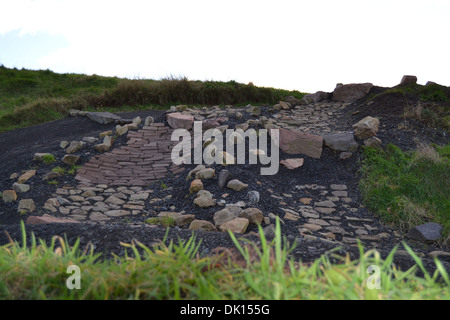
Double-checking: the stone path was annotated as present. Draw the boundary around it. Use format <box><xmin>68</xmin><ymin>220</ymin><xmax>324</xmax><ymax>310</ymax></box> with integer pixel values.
<box><xmin>75</xmin><ymin>123</ymin><xmax>184</xmax><ymax>186</ymax></box>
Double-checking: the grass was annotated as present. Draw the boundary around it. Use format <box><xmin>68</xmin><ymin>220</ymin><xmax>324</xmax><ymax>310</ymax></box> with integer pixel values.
<box><xmin>0</xmin><ymin>220</ymin><xmax>448</xmax><ymax>300</ymax></box>
<box><xmin>359</xmin><ymin>142</ymin><xmax>450</xmax><ymax>237</ymax></box>
<box><xmin>0</xmin><ymin>66</ymin><xmax>306</xmax><ymax>132</ymax></box>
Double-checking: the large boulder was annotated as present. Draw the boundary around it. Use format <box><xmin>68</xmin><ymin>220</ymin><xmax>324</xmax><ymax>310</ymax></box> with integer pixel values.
<box><xmin>400</xmin><ymin>75</ymin><xmax>417</xmax><ymax>86</ymax></box>
<box><xmin>323</xmin><ymin>133</ymin><xmax>358</xmax><ymax>152</ymax></box>
<box><xmin>278</xmin><ymin>128</ymin><xmax>323</xmax><ymax>159</ymax></box>
<box><xmin>407</xmin><ymin>223</ymin><xmax>443</xmax><ymax>242</ymax></box>
<box><xmin>167</xmin><ymin>112</ymin><xmax>194</xmax><ymax>130</ymax></box>
<box><xmin>332</xmin><ymin>83</ymin><xmax>373</xmax><ymax>102</ymax></box>
<box><xmin>86</xmin><ymin>112</ymin><xmax>122</xmax><ymax>124</ymax></box>
<box><xmin>300</xmin><ymin>91</ymin><xmax>329</xmax><ymax>104</ymax></box>
<box><xmin>352</xmin><ymin>116</ymin><xmax>380</xmax><ymax>139</ymax></box>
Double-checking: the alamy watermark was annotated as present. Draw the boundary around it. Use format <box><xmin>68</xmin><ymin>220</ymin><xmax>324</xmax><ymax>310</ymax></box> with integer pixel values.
<box><xmin>366</xmin><ymin>265</ymin><xmax>381</xmax><ymax>290</ymax></box>
<box><xmin>66</xmin><ymin>265</ymin><xmax>81</xmax><ymax>290</ymax></box>
<box><xmin>171</xmin><ymin>121</ymin><xmax>280</xmax><ymax>175</ymax></box>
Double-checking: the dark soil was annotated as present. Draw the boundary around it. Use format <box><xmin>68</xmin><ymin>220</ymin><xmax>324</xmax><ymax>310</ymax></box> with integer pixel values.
<box><xmin>0</xmin><ymin>99</ymin><xmax>449</xmax><ymax>276</ymax></box>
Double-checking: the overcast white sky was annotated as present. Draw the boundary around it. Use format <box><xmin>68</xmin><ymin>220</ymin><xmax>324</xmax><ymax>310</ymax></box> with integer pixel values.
<box><xmin>1</xmin><ymin>0</ymin><xmax>449</xmax><ymax>93</ymax></box>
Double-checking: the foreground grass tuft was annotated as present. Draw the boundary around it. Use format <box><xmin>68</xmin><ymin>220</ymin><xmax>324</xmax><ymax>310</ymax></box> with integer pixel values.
<box><xmin>0</xmin><ymin>220</ymin><xmax>449</xmax><ymax>300</ymax></box>
<box><xmin>359</xmin><ymin>143</ymin><xmax>450</xmax><ymax>236</ymax></box>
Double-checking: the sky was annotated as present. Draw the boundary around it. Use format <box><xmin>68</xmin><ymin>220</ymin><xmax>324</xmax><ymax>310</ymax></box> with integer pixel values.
<box><xmin>0</xmin><ymin>0</ymin><xmax>449</xmax><ymax>93</ymax></box>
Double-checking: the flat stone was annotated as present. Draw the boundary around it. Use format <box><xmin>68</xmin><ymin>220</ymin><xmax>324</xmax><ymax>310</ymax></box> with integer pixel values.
<box><xmin>299</xmin><ymin>207</ymin><xmax>320</xmax><ymax>219</ymax></box>
<box><xmin>280</xmin><ymin>158</ymin><xmax>304</xmax><ymax>170</ymax></box>
<box><xmin>189</xmin><ymin>219</ymin><xmax>218</xmax><ymax>232</ymax></box>
<box><xmin>83</xmin><ymin>137</ymin><xmax>98</xmax><ymax>143</ymax></box>
<box><xmin>325</xmin><ymin>226</ymin><xmax>346</xmax><ymax>234</ymax></box>
<box><xmin>302</xmin><ymin>223</ymin><xmax>323</xmax><ymax>232</ymax></box>
<box><xmin>308</xmin><ymin>218</ymin><xmax>330</xmax><ymax>226</ymax></box>
<box><xmin>89</xmin><ymin>212</ymin><xmax>111</xmax><ymax>221</ymax></box>
<box><xmin>42</xmin><ymin>171</ymin><xmax>61</xmax><ymax>181</ymax></box>
<box><xmin>60</xmin><ymin>141</ymin><xmax>69</xmax><ymax>149</ymax></box>
<box><xmin>105</xmin><ymin>196</ymin><xmax>125</xmax><ymax>205</ymax></box>
<box><xmin>219</xmin><ymin>217</ymin><xmax>249</xmax><ymax>234</ymax></box>
<box><xmin>332</xmin><ymin>191</ymin><xmax>348</xmax><ymax>197</ymax></box>
<box><xmin>314</xmin><ymin>200</ymin><xmax>336</xmax><ymax>208</ymax></box>
<box><xmin>299</xmin><ymin>198</ymin><xmax>312</xmax><ymax>205</ymax></box>
<box><xmin>330</xmin><ymin>184</ymin><xmax>348</xmax><ymax>191</ymax></box>
<box><xmin>105</xmin><ymin>210</ymin><xmax>131</xmax><ymax>217</ymax></box>
<box><xmin>129</xmin><ymin>192</ymin><xmax>149</xmax><ymax>201</ymax></box>
<box><xmin>315</xmin><ymin>207</ymin><xmax>336</xmax><ymax>214</ymax></box>
<box><xmin>26</xmin><ymin>215</ymin><xmax>80</xmax><ymax>225</ymax></box>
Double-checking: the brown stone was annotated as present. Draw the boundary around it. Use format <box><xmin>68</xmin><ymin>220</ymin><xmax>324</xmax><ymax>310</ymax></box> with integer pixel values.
<box><xmin>189</xmin><ymin>219</ymin><xmax>218</xmax><ymax>232</ymax></box>
<box><xmin>332</xmin><ymin>83</ymin><xmax>373</xmax><ymax>102</ymax></box>
<box><xmin>280</xmin><ymin>158</ymin><xmax>304</xmax><ymax>170</ymax></box>
<box><xmin>219</xmin><ymin>217</ymin><xmax>249</xmax><ymax>234</ymax></box>
<box><xmin>278</xmin><ymin>129</ymin><xmax>323</xmax><ymax>159</ymax></box>
<box><xmin>18</xmin><ymin>170</ymin><xmax>36</xmax><ymax>184</ymax></box>
<box><xmin>189</xmin><ymin>179</ymin><xmax>204</xmax><ymax>193</ymax></box>
<box><xmin>2</xmin><ymin>190</ymin><xmax>17</xmax><ymax>203</ymax></box>
<box><xmin>167</xmin><ymin>112</ymin><xmax>194</xmax><ymax>129</ymax></box>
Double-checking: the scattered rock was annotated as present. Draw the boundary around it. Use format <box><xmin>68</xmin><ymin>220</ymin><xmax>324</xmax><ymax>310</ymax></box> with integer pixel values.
<box><xmin>247</xmin><ymin>191</ymin><xmax>260</xmax><ymax>205</ymax></box>
<box><xmin>352</xmin><ymin>116</ymin><xmax>380</xmax><ymax>139</ymax></box>
<box><xmin>62</xmin><ymin>154</ymin><xmax>80</xmax><ymax>165</ymax></box>
<box><xmin>280</xmin><ymin>158</ymin><xmax>304</xmax><ymax>170</ymax></box>
<box><xmin>33</xmin><ymin>153</ymin><xmax>53</xmax><ymax>162</ymax></box>
<box><xmin>227</xmin><ymin>179</ymin><xmax>248</xmax><ymax>191</ymax></box>
<box><xmin>189</xmin><ymin>179</ymin><xmax>203</xmax><ymax>193</ymax></box>
<box><xmin>66</xmin><ymin>141</ymin><xmax>85</xmax><ymax>154</ymax></box>
<box><xmin>18</xmin><ymin>170</ymin><xmax>36</xmax><ymax>184</ymax></box>
<box><xmin>175</xmin><ymin>214</ymin><xmax>196</xmax><ymax>227</ymax></box>
<box><xmin>60</xmin><ymin>141</ymin><xmax>69</xmax><ymax>149</ymax></box>
<box><xmin>83</xmin><ymin>137</ymin><xmax>98</xmax><ymax>144</ymax></box>
<box><xmin>219</xmin><ymin>217</ymin><xmax>249</xmax><ymax>234</ymax></box>
<box><xmin>339</xmin><ymin>152</ymin><xmax>353</xmax><ymax>160</ymax></box>
<box><xmin>239</xmin><ymin>208</ymin><xmax>263</xmax><ymax>225</ymax></box>
<box><xmin>144</xmin><ymin>116</ymin><xmax>154</xmax><ymax>126</ymax></box>
<box><xmin>364</xmin><ymin>136</ymin><xmax>382</xmax><ymax>148</ymax></box>
<box><xmin>18</xmin><ymin>199</ymin><xmax>36</xmax><ymax>213</ymax></box>
<box><xmin>278</xmin><ymin>128</ymin><xmax>323</xmax><ymax>159</ymax></box>
<box><xmin>99</xmin><ymin>130</ymin><xmax>113</xmax><ymax>138</ymax></box>
<box><xmin>195</xmin><ymin>168</ymin><xmax>215</xmax><ymax>180</ymax></box>
<box><xmin>218</xmin><ymin>169</ymin><xmax>231</xmax><ymax>188</ymax></box>
<box><xmin>13</xmin><ymin>183</ymin><xmax>30</xmax><ymax>193</ymax></box>
<box><xmin>323</xmin><ymin>133</ymin><xmax>358</xmax><ymax>152</ymax></box>
<box><xmin>116</xmin><ymin>124</ymin><xmax>129</xmax><ymax>136</ymax></box>
<box><xmin>42</xmin><ymin>171</ymin><xmax>61</xmax><ymax>181</ymax></box>
<box><xmin>167</xmin><ymin>112</ymin><xmax>194</xmax><ymax>130</ymax></box>
<box><xmin>189</xmin><ymin>220</ymin><xmax>218</xmax><ymax>232</ymax></box>
<box><xmin>94</xmin><ymin>136</ymin><xmax>114</xmax><ymax>152</ymax></box>
<box><xmin>2</xmin><ymin>190</ymin><xmax>17</xmax><ymax>203</ymax></box>
<box><xmin>213</xmin><ymin>208</ymin><xmax>238</xmax><ymax>227</ymax></box>
<box><xmin>194</xmin><ymin>194</ymin><xmax>216</xmax><ymax>208</ymax></box>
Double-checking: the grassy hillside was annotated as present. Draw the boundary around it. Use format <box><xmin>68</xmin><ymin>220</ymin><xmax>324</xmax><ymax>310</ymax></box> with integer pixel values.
<box><xmin>0</xmin><ymin>66</ymin><xmax>305</xmax><ymax>132</ymax></box>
